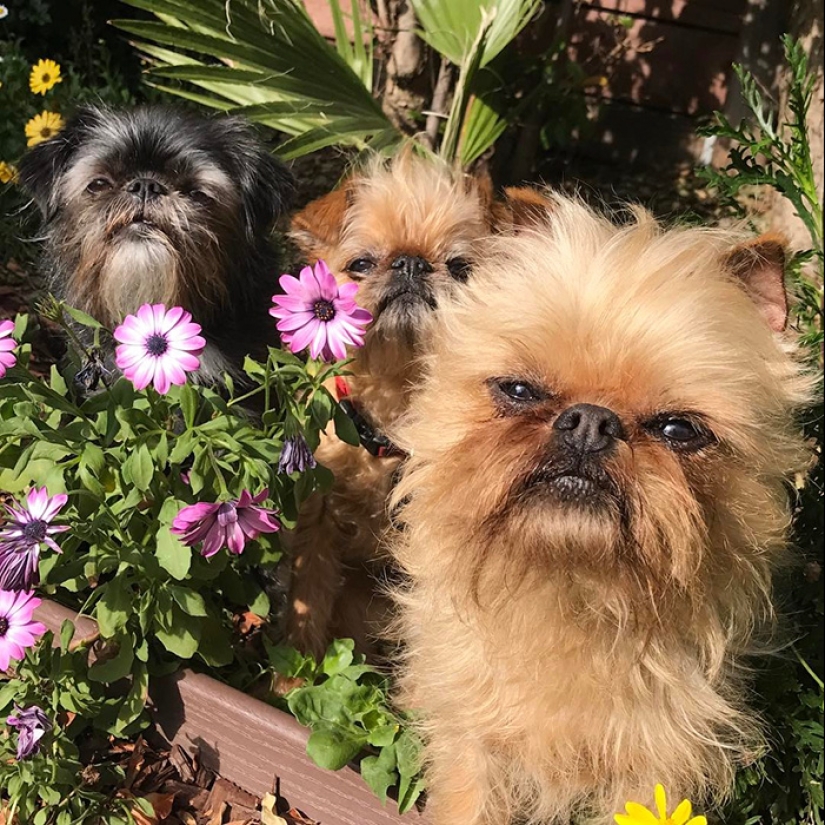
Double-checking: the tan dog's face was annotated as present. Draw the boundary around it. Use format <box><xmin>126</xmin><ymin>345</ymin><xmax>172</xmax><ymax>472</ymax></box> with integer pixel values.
<box><xmin>291</xmin><ymin>155</ymin><xmax>545</xmax><ymax>374</ymax></box>
<box><xmin>393</xmin><ymin>198</ymin><xmax>810</xmax><ymax>609</ymax></box>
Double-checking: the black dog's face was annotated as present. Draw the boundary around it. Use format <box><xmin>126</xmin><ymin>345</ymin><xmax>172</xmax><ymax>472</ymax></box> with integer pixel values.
<box><xmin>18</xmin><ymin>106</ymin><xmax>293</xmax><ymax>328</ymax></box>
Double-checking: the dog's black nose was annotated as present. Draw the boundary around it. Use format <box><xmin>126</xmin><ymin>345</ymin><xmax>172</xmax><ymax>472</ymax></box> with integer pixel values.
<box><xmin>125</xmin><ymin>177</ymin><xmax>168</xmax><ymax>201</ymax></box>
<box><xmin>553</xmin><ymin>403</ymin><xmax>625</xmax><ymax>454</ymax></box>
<box><xmin>391</xmin><ymin>255</ymin><xmax>433</xmax><ymax>282</ymax></box>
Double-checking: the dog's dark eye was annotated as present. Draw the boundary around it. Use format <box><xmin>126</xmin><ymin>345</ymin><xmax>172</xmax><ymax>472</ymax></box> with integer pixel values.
<box><xmin>187</xmin><ymin>189</ymin><xmax>212</xmax><ymax>205</ymax></box>
<box><xmin>491</xmin><ymin>378</ymin><xmax>546</xmax><ymax>405</ymax></box>
<box><xmin>649</xmin><ymin>416</ymin><xmax>714</xmax><ymax>451</ymax></box>
<box><xmin>86</xmin><ymin>177</ymin><xmax>113</xmax><ymax>194</ymax></box>
<box><xmin>347</xmin><ymin>257</ymin><xmax>376</xmax><ymax>275</ymax></box>
<box><xmin>446</xmin><ymin>257</ymin><xmax>472</xmax><ymax>282</ymax></box>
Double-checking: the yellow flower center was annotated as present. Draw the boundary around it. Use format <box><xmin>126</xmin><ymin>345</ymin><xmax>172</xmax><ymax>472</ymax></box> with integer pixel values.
<box><xmin>42</xmin><ymin>73</ymin><xmax>51</xmax><ymax>82</ymax></box>
<box><xmin>40</xmin><ymin>127</ymin><xmax>52</xmax><ymax>138</ymax></box>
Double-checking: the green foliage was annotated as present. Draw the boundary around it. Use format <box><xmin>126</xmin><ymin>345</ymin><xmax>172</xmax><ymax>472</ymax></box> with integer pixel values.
<box><xmin>700</xmin><ymin>36</ymin><xmax>824</xmax><ymax>825</ymax></box>
<box><xmin>269</xmin><ymin>638</ymin><xmax>425</xmax><ymax>814</ymax></box>
<box><xmin>113</xmin><ymin>0</ymin><xmax>399</xmax><ymax>159</ymax></box>
<box><xmin>0</xmin><ymin>303</ymin><xmax>354</xmax><ymax>818</ymax></box>
<box><xmin>0</xmin><ymin>626</ymin><xmax>144</xmax><ymax>825</ymax></box>
<box><xmin>113</xmin><ymin>0</ymin><xmax>542</xmax><ymax>167</ymax></box>
<box><xmin>698</xmin><ymin>35</ymin><xmax>823</xmax><ymax>354</ymax></box>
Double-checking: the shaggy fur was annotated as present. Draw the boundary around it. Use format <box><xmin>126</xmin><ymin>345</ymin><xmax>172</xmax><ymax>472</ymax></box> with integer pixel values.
<box><xmin>18</xmin><ymin>105</ymin><xmax>294</xmax><ymax>381</ymax></box>
<box><xmin>388</xmin><ymin>195</ymin><xmax>813</xmax><ymax>824</ymax></box>
<box><xmin>284</xmin><ymin>152</ymin><xmax>549</xmax><ymax>657</ymax></box>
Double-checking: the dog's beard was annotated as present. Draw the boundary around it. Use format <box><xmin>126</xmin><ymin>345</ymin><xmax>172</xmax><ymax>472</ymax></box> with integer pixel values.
<box><xmin>57</xmin><ymin>199</ymin><xmax>230</xmax><ymax>329</ymax></box>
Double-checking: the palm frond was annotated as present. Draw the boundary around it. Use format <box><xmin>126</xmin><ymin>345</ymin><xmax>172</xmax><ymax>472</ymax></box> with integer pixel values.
<box><xmin>115</xmin><ymin>0</ymin><xmax>400</xmax><ymax>157</ymax></box>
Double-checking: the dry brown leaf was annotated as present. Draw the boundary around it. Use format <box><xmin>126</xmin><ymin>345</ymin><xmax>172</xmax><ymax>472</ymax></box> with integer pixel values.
<box><xmin>236</xmin><ymin>610</ymin><xmax>265</xmax><ymax>635</ymax></box>
<box><xmin>206</xmin><ymin>801</ymin><xmax>227</xmax><ymax>825</ymax></box>
<box><xmin>260</xmin><ymin>794</ymin><xmax>288</xmax><ymax>825</ymax></box>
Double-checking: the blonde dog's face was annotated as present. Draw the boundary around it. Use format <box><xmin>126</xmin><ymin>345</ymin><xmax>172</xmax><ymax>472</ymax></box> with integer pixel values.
<box><xmin>290</xmin><ymin>155</ymin><xmax>547</xmax><ymax>374</ymax></box>
<box><xmin>393</xmin><ymin>198</ymin><xmax>811</xmax><ymax>614</ymax></box>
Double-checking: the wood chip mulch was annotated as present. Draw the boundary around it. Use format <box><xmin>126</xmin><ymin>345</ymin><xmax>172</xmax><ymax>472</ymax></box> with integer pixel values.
<box><xmin>116</xmin><ymin>737</ymin><xmax>319</xmax><ymax>825</ymax></box>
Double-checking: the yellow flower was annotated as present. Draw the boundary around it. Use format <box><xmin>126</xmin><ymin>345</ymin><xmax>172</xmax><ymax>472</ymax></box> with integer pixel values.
<box><xmin>0</xmin><ymin>162</ymin><xmax>17</xmax><ymax>185</ymax></box>
<box><xmin>29</xmin><ymin>59</ymin><xmax>63</xmax><ymax>96</ymax></box>
<box><xmin>25</xmin><ymin>110</ymin><xmax>65</xmax><ymax>147</ymax></box>
<box><xmin>615</xmin><ymin>785</ymin><xmax>707</xmax><ymax>825</ymax></box>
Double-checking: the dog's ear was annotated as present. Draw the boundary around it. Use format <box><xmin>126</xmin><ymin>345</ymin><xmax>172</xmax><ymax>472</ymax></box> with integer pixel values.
<box><xmin>724</xmin><ymin>235</ymin><xmax>789</xmax><ymax>332</ymax></box>
<box><xmin>289</xmin><ymin>185</ymin><xmax>352</xmax><ymax>258</ymax></box>
<box><xmin>17</xmin><ymin>106</ymin><xmax>103</xmax><ymax>218</ymax></box>
<box><xmin>230</xmin><ymin>124</ymin><xmax>295</xmax><ymax>236</ymax></box>
<box><xmin>491</xmin><ymin>186</ymin><xmax>553</xmax><ymax>233</ymax></box>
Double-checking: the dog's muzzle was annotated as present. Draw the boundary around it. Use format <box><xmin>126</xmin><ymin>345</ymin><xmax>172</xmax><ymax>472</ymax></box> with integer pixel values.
<box><xmin>376</xmin><ymin>255</ymin><xmax>438</xmax><ymax>316</ymax></box>
<box><xmin>524</xmin><ymin>403</ymin><xmax>626</xmax><ymax>506</ymax></box>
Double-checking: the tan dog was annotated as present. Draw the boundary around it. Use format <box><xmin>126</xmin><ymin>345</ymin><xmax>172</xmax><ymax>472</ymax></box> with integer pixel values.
<box><xmin>284</xmin><ymin>153</ymin><xmax>547</xmax><ymax>657</ymax></box>
<box><xmin>389</xmin><ymin>195</ymin><xmax>812</xmax><ymax>824</ymax></box>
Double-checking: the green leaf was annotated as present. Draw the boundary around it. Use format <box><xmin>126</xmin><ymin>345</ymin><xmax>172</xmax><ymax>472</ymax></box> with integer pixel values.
<box><xmin>63</xmin><ymin>305</ymin><xmax>104</xmax><ymax>329</ymax></box>
<box><xmin>96</xmin><ymin>578</ymin><xmax>133</xmax><ymax>638</ymax></box>
<box><xmin>155</xmin><ymin>527</ymin><xmax>192</xmax><ymax>580</ymax></box>
<box><xmin>248</xmin><ymin>587</ymin><xmax>270</xmax><ymax>617</ymax></box>
<box><xmin>361</xmin><ymin>744</ymin><xmax>398</xmax><ymax>803</ymax></box>
<box><xmin>321</xmin><ymin>638</ymin><xmax>355</xmax><ymax>677</ymax></box>
<box><xmin>333</xmin><ymin>403</ymin><xmax>361</xmax><ymax>446</ymax></box>
<box><xmin>306</xmin><ymin>727</ymin><xmax>365</xmax><ymax>771</ymax></box>
<box><xmin>197</xmin><ymin>617</ymin><xmax>234</xmax><ymax>667</ymax></box>
<box><xmin>168</xmin><ymin>584</ymin><xmax>207</xmax><ymax>616</ymax></box>
<box><xmin>60</xmin><ymin>619</ymin><xmax>76</xmax><ymax>652</ymax></box>
<box><xmin>125</xmin><ymin>442</ymin><xmax>155</xmax><ymax>491</ymax></box>
<box><xmin>179</xmin><ymin>383</ymin><xmax>198</xmax><ymax>429</ymax></box>
<box><xmin>155</xmin><ymin>606</ymin><xmax>202</xmax><ymax>659</ymax></box>
<box><xmin>89</xmin><ymin>635</ymin><xmax>136</xmax><ymax>683</ymax></box>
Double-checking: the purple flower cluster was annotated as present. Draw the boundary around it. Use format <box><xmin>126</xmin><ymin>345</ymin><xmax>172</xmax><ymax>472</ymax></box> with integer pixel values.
<box><xmin>172</xmin><ymin>490</ymin><xmax>281</xmax><ymax>558</ymax></box>
<box><xmin>7</xmin><ymin>705</ymin><xmax>52</xmax><ymax>759</ymax></box>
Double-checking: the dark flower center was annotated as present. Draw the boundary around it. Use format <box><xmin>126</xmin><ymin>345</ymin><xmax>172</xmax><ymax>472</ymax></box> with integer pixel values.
<box><xmin>43</xmin><ymin>73</ymin><xmax>51</xmax><ymax>82</ymax></box>
<box><xmin>313</xmin><ymin>300</ymin><xmax>335</xmax><ymax>323</ymax></box>
<box><xmin>145</xmin><ymin>333</ymin><xmax>169</xmax><ymax>357</ymax></box>
<box><xmin>22</xmin><ymin>520</ymin><xmax>48</xmax><ymax>542</ymax></box>
<box><xmin>0</xmin><ymin>618</ymin><xmax>8</xmax><ymax>636</ymax></box>
<box><xmin>40</xmin><ymin>128</ymin><xmax>52</xmax><ymax>138</ymax></box>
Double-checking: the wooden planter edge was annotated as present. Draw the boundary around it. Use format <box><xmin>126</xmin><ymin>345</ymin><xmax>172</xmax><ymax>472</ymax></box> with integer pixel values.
<box><xmin>34</xmin><ymin>600</ymin><xmax>424</xmax><ymax>825</ymax></box>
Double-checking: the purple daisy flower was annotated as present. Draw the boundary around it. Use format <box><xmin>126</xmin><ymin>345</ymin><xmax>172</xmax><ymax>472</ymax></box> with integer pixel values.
<box><xmin>113</xmin><ymin>304</ymin><xmax>206</xmax><ymax>394</ymax></box>
<box><xmin>278</xmin><ymin>434</ymin><xmax>317</xmax><ymax>474</ymax></box>
<box><xmin>0</xmin><ymin>319</ymin><xmax>18</xmax><ymax>378</ymax></box>
<box><xmin>270</xmin><ymin>260</ymin><xmax>372</xmax><ymax>362</ymax></box>
<box><xmin>0</xmin><ymin>590</ymin><xmax>47</xmax><ymax>672</ymax></box>
<box><xmin>0</xmin><ymin>487</ymin><xmax>69</xmax><ymax>591</ymax></box>
<box><xmin>171</xmin><ymin>489</ymin><xmax>281</xmax><ymax>559</ymax></box>
<box><xmin>6</xmin><ymin>705</ymin><xmax>52</xmax><ymax>760</ymax></box>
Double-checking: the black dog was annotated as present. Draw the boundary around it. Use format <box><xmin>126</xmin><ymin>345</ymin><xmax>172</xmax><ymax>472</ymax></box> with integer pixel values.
<box><xmin>18</xmin><ymin>105</ymin><xmax>294</xmax><ymax>382</ymax></box>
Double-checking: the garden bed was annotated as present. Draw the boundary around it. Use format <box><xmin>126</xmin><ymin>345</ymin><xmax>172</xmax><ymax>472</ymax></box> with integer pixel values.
<box><xmin>35</xmin><ymin>600</ymin><xmax>426</xmax><ymax>825</ymax></box>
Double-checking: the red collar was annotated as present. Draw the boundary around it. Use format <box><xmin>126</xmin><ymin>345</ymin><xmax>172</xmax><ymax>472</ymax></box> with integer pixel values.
<box><xmin>334</xmin><ymin>378</ymin><xmax>405</xmax><ymax>458</ymax></box>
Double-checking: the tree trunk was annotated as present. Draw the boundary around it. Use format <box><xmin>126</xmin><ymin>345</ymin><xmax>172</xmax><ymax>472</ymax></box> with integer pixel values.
<box><xmin>379</xmin><ymin>0</ymin><xmax>429</xmax><ymax>135</ymax></box>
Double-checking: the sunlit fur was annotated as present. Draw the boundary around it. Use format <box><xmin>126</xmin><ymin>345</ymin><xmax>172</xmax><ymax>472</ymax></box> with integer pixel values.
<box><xmin>18</xmin><ymin>106</ymin><xmax>293</xmax><ymax>380</ymax></box>
<box><xmin>388</xmin><ymin>195</ymin><xmax>813</xmax><ymax>824</ymax></box>
<box><xmin>284</xmin><ymin>152</ymin><xmax>549</xmax><ymax>657</ymax></box>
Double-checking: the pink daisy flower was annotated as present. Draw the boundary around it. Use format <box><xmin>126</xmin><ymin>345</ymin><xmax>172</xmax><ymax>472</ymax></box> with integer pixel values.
<box><xmin>0</xmin><ymin>487</ymin><xmax>69</xmax><ymax>591</ymax></box>
<box><xmin>270</xmin><ymin>260</ymin><xmax>372</xmax><ymax>362</ymax></box>
<box><xmin>0</xmin><ymin>319</ymin><xmax>18</xmax><ymax>378</ymax></box>
<box><xmin>171</xmin><ymin>489</ymin><xmax>281</xmax><ymax>559</ymax></box>
<box><xmin>113</xmin><ymin>304</ymin><xmax>206</xmax><ymax>394</ymax></box>
<box><xmin>0</xmin><ymin>590</ymin><xmax>47</xmax><ymax>672</ymax></box>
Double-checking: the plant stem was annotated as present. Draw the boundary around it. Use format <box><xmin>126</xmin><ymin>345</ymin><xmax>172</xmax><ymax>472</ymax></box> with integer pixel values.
<box><xmin>207</xmin><ymin>444</ymin><xmax>230</xmax><ymax>498</ymax></box>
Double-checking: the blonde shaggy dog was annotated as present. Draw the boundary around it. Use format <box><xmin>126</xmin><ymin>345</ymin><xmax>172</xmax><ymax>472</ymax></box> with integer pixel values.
<box><xmin>284</xmin><ymin>153</ymin><xmax>548</xmax><ymax>657</ymax></box>
<box><xmin>388</xmin><ymin>195</ymin><xmax>813</xmax><ymax>824</ymax></box>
